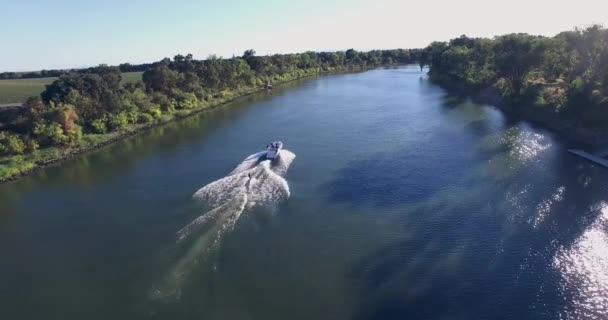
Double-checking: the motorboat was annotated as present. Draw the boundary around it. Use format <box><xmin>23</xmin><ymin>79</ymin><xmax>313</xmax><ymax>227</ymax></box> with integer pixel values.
<box><xmin>265</xmin><ymin>141</ymin><xmax>283</xmax><ymax>160</ymax></box>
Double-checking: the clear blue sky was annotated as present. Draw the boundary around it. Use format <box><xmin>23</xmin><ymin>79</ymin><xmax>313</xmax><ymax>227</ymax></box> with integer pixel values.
<box><xmin>1</xmin><ymin>0</ymin><xmax>606</xmax><ymax>72</ymax></box>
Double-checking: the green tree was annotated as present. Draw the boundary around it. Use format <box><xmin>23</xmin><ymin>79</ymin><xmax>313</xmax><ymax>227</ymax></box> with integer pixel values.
<box><xmin>491</xmin><ymin>34</ymin><xmax>548</xmax><ymax>95</ymax></box>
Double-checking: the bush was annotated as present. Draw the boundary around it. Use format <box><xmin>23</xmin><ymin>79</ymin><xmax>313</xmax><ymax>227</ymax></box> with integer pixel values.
<box><xmin>54</xmin><ymin>103</ymin><xmax>79</xmax><ymax>132</ymax></box>
<box><xmin>7</xmin><ymin>136</ymin><xmax>26</xmax><ymax>154</ymax></box>
<box><xmin>138</xmin><ymin>113</ymin><xmax>154</xmax><ymax>123</ymax></box>
<box><xmin>535</xmin><ymin>94</ymin><xmax>547</xmax><ymax>106</ymax></box>
<box><xmin>33</xmin><ymin>121</ymin><xmax>68</xmax><ymax>146</ymax></box>
<box><xmin>495</xmin><ymin>78</ymin><xmax>514</xmax><ymax>99</ymax></box>
<box><xmin>0</xmin><ymin>133</ymin><xmax>26</xmax><ymax>156</ymax></box>
<box><xmin>126</xmin><ymin>109</ymin><xmax>139</xmax><ymax>124</ymax></box>
<box><xmin>544</xmin><ymin>88</ymin><xmax>568</xmax><ymax>111</ymax></box>
<box><xmin>32</xmin><ymin>120</ymin><xmax>81</xmax><ymax>146</ymax></box>
<box><xmin>570</xmin><ymin>77</ymin><xmax>585</xmax><ymax>93</ymax></box>
<box><xmin>109</xmin><ymin>112</ymin><xmax>129</xmax><ymax>130</ymax></box>
<box><xmin>25</xmin><ymin>138</ymin><xmax>39</xmax><ymax>153</ymax></box>
<box><xmin>91</xmin><ymin>118</ymin><xmax>108</xmax><ymax>134</ymax></box>
<box><xmin>66</xmin><ymin>125</ymin><xmax>83</xmax><ymax>144</ymax></box>
<box><xmin>173</xmin><ymin>91</ymin><xmax>199</xmax><ymax>109</ymax></box>
<box><xmin>147</xmin><ymin>104</ymin><xmax>162</xmax><ymax>119</ymax></box>
<box><xmin>152</xmin><ymin>92</ymin><xmax>176</xmax><ymax>113</ymax></box>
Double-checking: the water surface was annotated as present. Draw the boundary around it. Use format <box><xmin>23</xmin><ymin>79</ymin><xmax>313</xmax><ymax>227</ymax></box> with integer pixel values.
<box><xmin>1</xmin><ymin>66</ymin><xmax>607</xmax><ymax>320</ymax></box>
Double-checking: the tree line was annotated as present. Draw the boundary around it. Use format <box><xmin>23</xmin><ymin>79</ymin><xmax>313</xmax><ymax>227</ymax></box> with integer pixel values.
<box><xmin>0</xmin><ymin>49</ymin><xmax>419</xmax><ymax>157</ymax></box>
<box><xmin>419</xmin><ymin>25</ymin><xmax>608</xmax><ymax>127</ymax></box>
<box><xmin>0</xmin><ymin>63</ymin><xmax>152</xmax><ymax>80</ymax></box>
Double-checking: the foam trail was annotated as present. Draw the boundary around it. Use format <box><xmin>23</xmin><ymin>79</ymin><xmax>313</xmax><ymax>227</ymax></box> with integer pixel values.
<box><xmin>228</xmin><ymin>151</ymin><xmax>268</xmax><ymax>176</ymax></box>
<box><xmin>152</xmin><ymin>149</ymin><xmax>295</xmax><ymax>300</ymax></box>
<box><xmin>176</xmin><ymin>189</ymin><xmax>246</xmax><ymax>243</ymax></box>
<box><xmin>193</xmin><ymin>149</ymin><xmax>295</xmax><ymax>208</ymax></box>
<box><xmin>151</xmin><ymin>192</ymin><xmax>247</xmax><ymax>300</ymax></box>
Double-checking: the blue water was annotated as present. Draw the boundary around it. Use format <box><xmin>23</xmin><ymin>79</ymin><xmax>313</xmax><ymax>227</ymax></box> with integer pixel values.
<box><xmin>1</xmin><ymin>66</ymin><xmax>607</xmax><ymax>319</ymax></box>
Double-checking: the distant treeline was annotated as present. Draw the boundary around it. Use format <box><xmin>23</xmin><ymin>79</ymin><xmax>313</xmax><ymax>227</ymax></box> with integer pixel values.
<box><xmin>0</xmin><ymin>49</ymin><xmax>419</xmax><ymax>159</ymax></box>
<box><xmin>419</xmin><ymin>25</ymin><xmax>608</xmax><ymax>128</ymax></box>
<box><xmin>0</xmin><ymin>63</ymin><xmax>153</xmax><ymax>80</ymax></box>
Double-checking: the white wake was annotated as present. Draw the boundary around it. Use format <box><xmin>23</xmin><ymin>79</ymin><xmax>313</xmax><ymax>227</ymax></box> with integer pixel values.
<box><xmin>151</xmin><ymin>149</ymin><xmax>295</xmax><ymax>300</ymax></box>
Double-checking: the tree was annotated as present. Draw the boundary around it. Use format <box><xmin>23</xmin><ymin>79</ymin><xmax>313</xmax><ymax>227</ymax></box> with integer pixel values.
<box><xmin>54</xmin><ymin>104</ymin><xmax>79</xmax><ymax>132</ymax></box>
<box><xmin>242</xmin><ymin>49</ymin><xmax>256</xmax><ymax>60</ymax></box>
<box><xmin>142</xmin><ymin>65</ymin><xmax>181</xmax><ymax>93</ymax></box>
<box><xmin>493</xmin><ymin>34</ymin><xmax>546</xmax><ymax>94</ymax></box>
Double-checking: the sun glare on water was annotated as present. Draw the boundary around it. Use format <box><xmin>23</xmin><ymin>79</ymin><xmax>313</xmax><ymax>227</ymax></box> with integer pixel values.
<box><xmin>553</xmin><ymin>202</ymin><xmax>608</xmax><ymax>319</ymax></box>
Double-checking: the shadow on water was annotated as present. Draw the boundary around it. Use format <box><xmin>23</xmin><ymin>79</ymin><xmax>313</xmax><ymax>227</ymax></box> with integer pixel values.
<box><xmin>347</xmin><ymin>138</ymin><xmax>608</xmax><ymax>319</ymax></box>
<box><xmin>323</xmin><ymin>148</ymin><xmax>470</xmax><ymax>207</ymax></box>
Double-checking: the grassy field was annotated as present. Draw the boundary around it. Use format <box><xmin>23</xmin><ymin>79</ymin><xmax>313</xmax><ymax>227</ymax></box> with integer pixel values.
<box><xmin>0</xmin><ymin>77</ymin><xmax>56</xmax><ymax>104</ymax></box>
<box><xmin>120</xmin><ymin>71</ymin><xmax>144</xmax><ymax>84</ymax></box>
<box><xmin>0</xmin><ymin>72</ymin><xmax>143</xmax><ymax>104</ymax></box>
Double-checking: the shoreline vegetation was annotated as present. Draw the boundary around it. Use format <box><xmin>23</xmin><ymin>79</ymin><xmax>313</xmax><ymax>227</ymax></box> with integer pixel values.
<box><xmin>3</xmin><ymin>23</ymin><xmax>608</xmax><ymax>184</ymax></box>
<box><xmin>0</xmin><ymin>49</ymin><xmax>419</xmax><ymax>183</ymax></box>
<box><xmin>419</xmin><ymin>25</ymin><xmax>608</xmax><ymax>147</ymax></box>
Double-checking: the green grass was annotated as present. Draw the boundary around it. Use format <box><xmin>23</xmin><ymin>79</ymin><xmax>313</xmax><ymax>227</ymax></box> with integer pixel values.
<box><xmin>120</xmin><ymin>71</ymin><xmax>144</xmax><ymax>84</ymax></box>
<box><xmin>0</xmin><ymin>155</ymin><xmax>35</xmax><ymax>179</ymax></box>
<box><xmin>0</xmin><ymin>71</ymin><xmax>144</xmax><ymax>104</ymax></box>
<box><xmin>0</xmin><ymin>77</ymin><xmax>56</xmax><ymax>104</ymax></box>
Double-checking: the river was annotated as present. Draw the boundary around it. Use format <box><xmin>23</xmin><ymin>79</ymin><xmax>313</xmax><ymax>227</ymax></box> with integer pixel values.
<box><xmin>1</xmin><ymin>66</ymin><xmax>607</xmax><ymax>320</ymax></box>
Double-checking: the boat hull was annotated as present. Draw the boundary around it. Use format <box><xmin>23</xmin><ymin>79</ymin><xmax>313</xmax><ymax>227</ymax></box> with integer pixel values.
<box><xmin>266</xmin><ymin>150</ymin><xmax>280</xmax><ymax>160</ymax></box>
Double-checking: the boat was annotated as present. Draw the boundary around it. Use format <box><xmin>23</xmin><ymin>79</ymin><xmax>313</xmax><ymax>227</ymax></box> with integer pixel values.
<box><xmin>265</xmin><ymin>141</ymin><xmax>283</xmax><ymax>160</ymax></box>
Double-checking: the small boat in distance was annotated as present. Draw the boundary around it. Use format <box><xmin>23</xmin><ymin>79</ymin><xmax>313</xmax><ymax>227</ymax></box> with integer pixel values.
<box><xmin>266</xmin><ymin>141</ymin><xmax>283</xmax><ymax>160</ymax></box>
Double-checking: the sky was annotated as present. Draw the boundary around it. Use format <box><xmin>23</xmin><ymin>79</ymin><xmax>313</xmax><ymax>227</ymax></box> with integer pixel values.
<box><xmin>1</xmin><ymin>0</ymin><xmax>607</xmax><ymax>72</ymax></box>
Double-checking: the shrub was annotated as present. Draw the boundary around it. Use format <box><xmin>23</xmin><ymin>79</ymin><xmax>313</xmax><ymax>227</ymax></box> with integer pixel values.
<box><xmin>570</xmin><ymin>77</ymin><xmax>585</xmax><ymax>93</ymax></box>
<box><xmin>109</xmin><ymin>112</ymin><xmax>129</xmax><ymax>130</ymax></box>
<box><xmin>146</xmin><ymin>104</ymin><xmax>162</xmax><ymax>119</ymax></box>
<box><xmin>495</xmin><ymin>78</ymin><xmax>514</xmax><ymax>99</ymax></box>
<box><xmin>7</xmin><ymin>135</ymin><xmax>26</xmax><ymax>154</ymax></box>
<box><xmin>33</xmin><ymin>121</ymin><xmax>68</xmax><ymax>146</ymax></box>
<box><xmin>91</xmin><ymin>118</ymin><xmax>108</xmax><ymax>134</ymax></box>
<box><xmin>25</xmin><ymin>138</ymin><xmax>39</xmax><ymax>153</ymax></box>
<box><xmin>138</xmin><ymin>113</ymin><xmax>154</xmax><ymax>123</ymax></box>
<box><xmin>152</xmin><ymin>92</ymin><xmax>176</xmax><ymax>113</ymax></box>
<box><xmin>126</xmin><ymin>109</ymin><xmax>140</xmax><ymax>124</ymax></box>
<box><xmin>0</xmin><ymin>133</ymin><xmax>26</xmax><ymax>156</ymax></box>
<box><xmin>66</xmin><ymin>125</ymin><xmax>83</xmax><ymax>144</ymax></box>
<box><xmin>55</xmin><ymin>103</ymin><xmax>79</xmax><ymax>132</ymax></box>
<box><xmin>535</xmin><ymin>94</ymin><xmax>547</xmax><ymax>106</ymax></box>
<box><xmin>173</xmin><ymin>91</ymin><xmax>199</xmax><ymax>109</ymax></box>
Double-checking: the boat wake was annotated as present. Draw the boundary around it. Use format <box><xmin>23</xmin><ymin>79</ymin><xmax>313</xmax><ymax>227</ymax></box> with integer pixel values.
<box><xmin>151</xmin><ymin>149</ymin><xmax>295</xmax><ymax>300</ymax></box>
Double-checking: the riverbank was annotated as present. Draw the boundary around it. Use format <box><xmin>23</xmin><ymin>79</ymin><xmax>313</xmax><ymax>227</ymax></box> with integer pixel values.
<box><xmin>439</xmin><ymin>84</ymin><xmax>608</xmax><ymax>149</ymax></box>
<box><xmin>0</xmin><ymin>65</ymin><xmax>374</xmax><ymax>184</ymax></box>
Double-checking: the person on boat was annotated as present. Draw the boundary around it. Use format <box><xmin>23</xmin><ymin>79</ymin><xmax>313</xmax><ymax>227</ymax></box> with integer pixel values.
<box><xmin>245</xmin><ymin>173</ymin><xmax>253</xmax><ymax>190</ymax></box>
